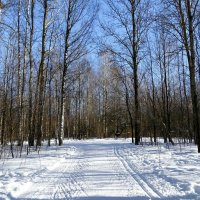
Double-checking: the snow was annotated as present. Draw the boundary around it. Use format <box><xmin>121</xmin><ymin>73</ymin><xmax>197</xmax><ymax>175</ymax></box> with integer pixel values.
<box><xmin>0</xmin><ymin>138</ymin><xmax>200</xmax><ymax>199</ymax></box>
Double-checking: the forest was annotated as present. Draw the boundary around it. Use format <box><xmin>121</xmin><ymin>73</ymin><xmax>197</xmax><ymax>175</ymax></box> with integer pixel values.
<box><xmin>0</xmin><ymin>0</ymin><xmax>200</xmax><ymax>156</ymax></box>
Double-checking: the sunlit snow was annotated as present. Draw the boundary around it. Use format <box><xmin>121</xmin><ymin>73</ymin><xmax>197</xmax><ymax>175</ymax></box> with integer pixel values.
<box><xmin>0</xmin><ymin>138</ymin><xmax>200</xmax><ymax>199</ymax></box>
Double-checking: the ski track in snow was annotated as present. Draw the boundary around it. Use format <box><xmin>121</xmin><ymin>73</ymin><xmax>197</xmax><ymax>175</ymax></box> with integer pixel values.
<box><xmin>0</xmin><ymin>139</ymin><xmax>200</xmax><ymax>199</ymax></box>
<box><xmin>17</xmin><ymin>148</ymin><xmax>88</xmax><ymax>199</ymax></box>
<box><xmin>76</xmin><ymin>142</ymin><xmax>148</xmax><ymax>199</ymax></box>
<box><xmin>114</xmin><ymin>146</ymin><xmax>161</xmax><ymax>199</ymax></box>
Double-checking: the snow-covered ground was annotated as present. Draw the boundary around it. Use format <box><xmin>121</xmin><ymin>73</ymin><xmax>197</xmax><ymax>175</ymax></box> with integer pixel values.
<box><xmin>0</xmin><ymin>138</ymin><xmax>200</xmax><ymax>200</ymax></box>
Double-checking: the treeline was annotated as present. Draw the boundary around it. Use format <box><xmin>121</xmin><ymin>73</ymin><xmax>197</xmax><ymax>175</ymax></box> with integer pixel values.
<box><xmin>0</xmin><ymin>0</ymin><xmax>200</xmax><ymax>156</ymax></box>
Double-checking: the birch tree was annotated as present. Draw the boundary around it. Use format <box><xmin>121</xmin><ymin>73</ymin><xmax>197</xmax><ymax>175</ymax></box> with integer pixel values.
<box><xmin>58</xmin><ymin>0</ymin><xmax>97</xmax><ymax>145</ymax></box>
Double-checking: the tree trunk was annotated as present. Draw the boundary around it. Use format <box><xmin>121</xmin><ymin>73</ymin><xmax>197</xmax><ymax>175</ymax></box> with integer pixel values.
<box><xmin>36</xmin><ymin>0</ymin><xmax>48</xmax><ymax>147</ymax></box>
<box><xmin>59</xmin><ymin>1</ymin><xmax>75</xmax><ymax>145</ymax></box>
<box><xmin>178</xmin><ymin>0</ymin><xmax>200</xmax><ymax>152</ymax></box>
<box><xmin>17</xmin><ymin>0</ymin><xmax>23</xmax><ymax>146</ymax></box>
<box><xmin>28</xmin><ymin>0</ymin><xmax>35</xmax><ymax>147</ymax></box>
<box><xmin>185</xmin><ymin>0</ymin><xmax>200</xmax><ymax>152</ymax></box>
<box><xmin>131</xmin><ymin>1</ymin><xmax>140</xmax><ymax>145</ymax></box>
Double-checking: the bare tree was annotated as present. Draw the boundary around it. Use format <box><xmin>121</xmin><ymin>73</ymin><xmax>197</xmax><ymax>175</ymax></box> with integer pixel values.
<box><xmin>58</xmin><ymin>0</ymin><xmax>97</xmax><ymax>145</ymax></box>
<box><xmin>145</xmin><ymin>37</ymin><xmax>157</xmax><ymax>144</ymax></box>
<box><xmin>101</xmin><ymin>0</ymin><xmax>151</xmax><ymax>144</ymax></box>
<box><xmin>161</xmin><ymin>0</ymin><xmax>200</xmax><ymax>152</ymax></box>
<box><xmin>35</xmin><ymin>0</ymin><xmax>48</xmax><ymax>147</ymax></box>
<box><xmin>28</xmin><ymin>0</ymin><xmax>35</xmax><ymax>147</ymax></box>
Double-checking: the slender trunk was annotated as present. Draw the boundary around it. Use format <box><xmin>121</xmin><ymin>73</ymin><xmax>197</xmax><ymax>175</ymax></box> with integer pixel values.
<box><xmin>86</xmin><ymin>87</ymin><xmax>89</xmax><ymax>139</ymax></box>
<box><xmin>19</xmin><ymin>2</ymin><xmax>29</xmax><ymax>154</ymax></box>
<box><xmin>98</xmin><ymin>91</ymin><xmax>101</xmax><ymax>138</ymax></box>
<box><xmin>28</xmin><ymin>0</ymin><xmax>35</xmax><ymax>147</ymax></box>
<box><xmin>78</xmin><ymin>70</ymin><xmax>81</xmax><ymax>139</ymax></box>
<box><xmin>55</xmin><ymin>78</ymin><xmax>59</xmax><ymax>144</ymax></box>
<box><xmin>9</xmin><ymin>68</ymin><xmax>14</xmax><ymax>158</ymax></box>
<box><xmin>1</xmin><ymin>76</ymin><xmax>8</xmax><ymax>145</ymax></box>
<box><xmin>151</xmin><ymin>67</ymin><xmax>157</xmax><ymax>144</ymax></box>
<box><xmin>103</xmin><ymin>85</ymin><xmax>108</xmax><ymax>138</ymax></box>
<box><xmin>131</xmin><ymin>1</ymin><xmax>140</xmax><ymax>145</ymax></box>
<box><xmin>122</xmin><ymin>70</ymin><xmax>134</xmax><ymax>143</ymax></box>
<box><xmin>59</xmin><ymin>1</ymin><xmax>72</xmax><ymax>145</ymax></box>
<box><xmin>1</xmin><ymin>55</ymin><xmax>8</xmax><ymax>145</ymax></box>
<box><xmin>47</xmin><ymin>30</ymin><xmax>54</xmax><ymax>146</ymax></box>
<box><xmin>36</xmin><ymin>0</ymin><xmax>48</xmax><ymax>147</ymax></box>
<box><xmin>179</xmin><ymin>0</ymin><xmax>200</xmax><ymax>151</ymax></box>
<box><xmin>178</xmin><ymin>53</ymin><xmax>184</xmax><ymax>137</ymax></box>
<box><xmin>125</xmin><ymin>85</ymin><xmax>134</xmax><ymax>143</ymax></box>
<box><xmin>186</xmin><ymin>0</ymin><xmax>200</xmax><ymax>152</ymax></box>
<box><xmin>181</xmin><ymin>48</ymin><xmax>192</xmax><ymax>141</ymax></box>
<box><xmin>17</xmin><ymin>0</ymin><xmax>23</xmax><ymax>146</ymax></box>
<box><xmin>148</xmin><ymin>39</ymin><xmax>157</xmax><ymax>144</ymax></box>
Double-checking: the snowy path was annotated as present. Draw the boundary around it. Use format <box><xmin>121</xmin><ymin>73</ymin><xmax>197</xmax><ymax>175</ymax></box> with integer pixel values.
<box><xmin>1</xmin><ymin>139</ymin><xmax>200</xmax><ymax>199</ymax></box>
<box><xmin>114</xmin><ymin>146</ymin><xmax>161</xmax><ymax>198</ymax></box>
<box><xmin>74</xmin><ymin>142</ymin><xmax>150</xmax><ymax>199</ymax></box>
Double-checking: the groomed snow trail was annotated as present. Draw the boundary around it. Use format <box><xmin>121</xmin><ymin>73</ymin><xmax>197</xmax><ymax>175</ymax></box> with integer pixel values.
<box><xmin>13</xmin><ymin>140</ymin><xmax>152</xmax><ymax>200</ymax></box>
<box><xmin>74</xmin><ymin>142</ymin><xmax>151</xmax><ymax>199</ymax></box>
<box><xmin>114</xmin><ymin>146</ymin><xmax>161</xmax><ymax>199</ymax></box>
<box><xmin>1</xmin><ymin>139</ymin><xmax>200</xmax><ymax>199</ymax></box>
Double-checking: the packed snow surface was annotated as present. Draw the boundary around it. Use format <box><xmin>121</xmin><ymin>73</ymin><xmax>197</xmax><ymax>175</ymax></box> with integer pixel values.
<box><xmin>0</xmin><ymin>138</ymin><xmax>200</xmax><ymax>199</ymax></box>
